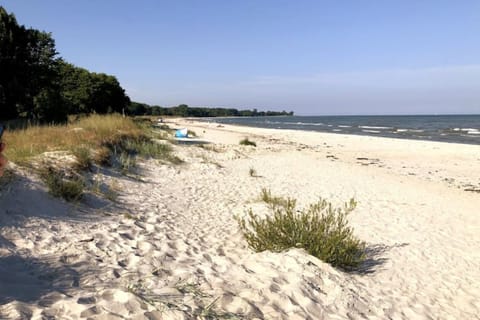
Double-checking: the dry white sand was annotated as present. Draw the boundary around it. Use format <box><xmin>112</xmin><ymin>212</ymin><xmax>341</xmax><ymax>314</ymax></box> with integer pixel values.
<box><xmin>0</xmin><ymin>118</ymin><xmax>479</xmax><ymax>319</ymax></box>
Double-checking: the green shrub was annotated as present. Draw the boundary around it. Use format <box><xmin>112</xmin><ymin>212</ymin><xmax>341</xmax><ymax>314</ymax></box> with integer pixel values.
<box><xmin>238</xmin><ymin>192</ymin><xmax>365</xmax><ymax>269</ymax></box>
<box><xmin>239</xmin><ymin>138</ymin><xmax>256</xmax><ymax>147</ymax></box>
<box><xmin>152</xmin><ymin>130</ymin><xmax>171</xmax><ymax>141</ymax></box>
<box><xmin>156</xmin><ymin>124</ymin><xmax>172</xmax><ymax>131</ymax></box>
<box><xmin>72</xmin><ymin>146</ymin><xmax>92</xmax><ymax>171</ymax></box>
<box><xmin>135</xmin><ymin>140</ymin><xmax>173</xmax><ymax>158</ymax></box>
<box><xmin>41</xmin><ymin>168</ymin><xmax>84</xmax><ymax>202</ymax></box>
<box><xmin>119</xmin><ymin>152</ymin><xmax>136</xmax><ymax>174</ymax></box>
<box><xmin>259</xmin><ymin>188</ymin><xmax>291</xmax><ymax>209</ymax></box>
<box><xmin>106</xmin><ymin>137</ymin><xmax>179</xmax><ymax>166</ymax></box>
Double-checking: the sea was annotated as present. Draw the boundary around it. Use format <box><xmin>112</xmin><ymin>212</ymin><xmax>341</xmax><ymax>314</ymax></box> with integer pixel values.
<box><xmin>200</xmin><ymin>114</ymin><xmax>480</xmax><ymax>145</ymax></box>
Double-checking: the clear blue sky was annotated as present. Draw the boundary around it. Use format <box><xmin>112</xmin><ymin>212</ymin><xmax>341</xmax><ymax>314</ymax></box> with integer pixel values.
<box><xmin>2</xmin><ymin>0</ymin><xmax>480</xmax><ymax>115</ymax></box>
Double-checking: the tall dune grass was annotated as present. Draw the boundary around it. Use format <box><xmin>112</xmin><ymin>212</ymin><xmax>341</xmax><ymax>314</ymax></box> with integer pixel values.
<box><xmin>3</xmin><ymin>114</ymin><xmax>173</xmax><ymax>165</ymax></box>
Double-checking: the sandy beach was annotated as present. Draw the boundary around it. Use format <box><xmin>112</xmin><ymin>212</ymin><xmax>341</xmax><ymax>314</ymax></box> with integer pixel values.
<box><xmin>1</xmin><ymin>118</ymin><xmax>479</xmax><ymax>319</ymax></box>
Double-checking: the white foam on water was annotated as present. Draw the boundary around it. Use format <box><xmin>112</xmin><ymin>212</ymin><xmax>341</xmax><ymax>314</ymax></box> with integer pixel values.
<box><xmin>362</xmin><ymin>130</ymin><xmax>381</xmax><ymax>133</ymax></box>
<box><xmin>396</xmin><ymin>128</ymin><xmax>424</xmax><ymax>133</ymax></box>
<box><xmin>359</xmin><ymin>126</ymin><xmax>393</xmax><ymax>130</ymax></box>
<box><xmin>450</xmin><ymin>128</ymin><xmax>480</xmax><ymax>134</ymax></box>
<box><xmin>466</xmin><ymin>129</ymin><xmax>480</xmax><ymax>134</ymax></box>
<box><xmin>284</xmin><ymin>121</ymin><xmax>325</xmax><ymax>126</ymax></box>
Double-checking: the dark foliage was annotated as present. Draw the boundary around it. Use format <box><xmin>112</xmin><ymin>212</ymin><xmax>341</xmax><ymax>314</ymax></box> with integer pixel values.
<box><xmin>0</xmin><ymin>6</ymin><xmax>129</xmax><ymax>123</ymax></box>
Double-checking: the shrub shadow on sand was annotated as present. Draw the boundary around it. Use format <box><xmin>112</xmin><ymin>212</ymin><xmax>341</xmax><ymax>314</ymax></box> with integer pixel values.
<box><xmin>350</xmin><ymin>242</ymin><xmax>409</xmax><ymax>275</ymax></box>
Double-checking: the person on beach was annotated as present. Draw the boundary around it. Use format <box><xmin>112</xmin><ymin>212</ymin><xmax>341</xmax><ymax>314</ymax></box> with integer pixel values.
<box><xmin>0</xmin><ymin>143</ymin><xmax>7</xmax><ymax>177</ymax></box>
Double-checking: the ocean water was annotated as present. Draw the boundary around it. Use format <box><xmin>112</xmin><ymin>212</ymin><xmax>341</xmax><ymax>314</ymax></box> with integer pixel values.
<box><xmin>201</xmin><ymin>115</ymin><xmax>480</xmax><ymax>145</ymax></box>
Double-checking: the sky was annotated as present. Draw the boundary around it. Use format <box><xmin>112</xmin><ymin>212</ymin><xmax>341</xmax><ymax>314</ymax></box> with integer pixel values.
<box><xmin>2</xmin><ymin>0</ymin><xmax>480</xmax><ymax>115</ymax></box>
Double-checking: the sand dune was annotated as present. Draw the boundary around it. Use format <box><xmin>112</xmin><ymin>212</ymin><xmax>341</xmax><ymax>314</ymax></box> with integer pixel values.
<box><xmin>0</xmin><ymin>119</ymin><xmax>479</xmax><ymax>319</ymax></box>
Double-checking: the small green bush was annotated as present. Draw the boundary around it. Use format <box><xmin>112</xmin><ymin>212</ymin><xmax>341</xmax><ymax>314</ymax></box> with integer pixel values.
<box><xmin>41</xmin><ymin>168</ymin><xmax>84</xmax><ymax>202</ymax></box>
<box><xmin>259</xmin><ymin>188</ymin><xmax>291</xmax><ymax>209</ymax></box>
<box><xmin>119</xmin><ymin>152</ymin><xmax>136</xmax><ymax>174</ymax></box>
<box><xmin>238</xmin><ymin>191</ymin><xmax>366</xmax><ymax>269</ymax></box>
<box><xmin>72</xmin><ymin>146</ymin><xmax>92</xmax><ymax>171</ymax></box>
<box><xmin>239</xmin><ymin>138</ymin><xmax>256</xmax><ymax>147</ymax></box>
<box><xmin>105</xmin><ymin>137</ymin><xmax>180</xmax><ymax>168</ymax></box>
<box><xmin>133</xmin><ymin>139</ymin><xmax>183</xmax><ymax>164</ymax></box>
<box><xmin>133</xmin><ymin>139</ymin><xmax>173</xmax><ymax>158</ymax></box>
<box><xmin>156</xmin><ymin>124</ymin><xmax>172</xmax><ymax>131</ymax></box>
<box><xmin>152</xmin><ymin>131</ymin><xmax>171</xmax><ymax>140</ymax></box>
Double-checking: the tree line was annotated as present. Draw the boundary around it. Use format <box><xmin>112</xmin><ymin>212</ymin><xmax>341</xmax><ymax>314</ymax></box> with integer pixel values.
<box><xmin>126</xmin><ymin>102</ymin><xmax>294</xmax><ymax>117</ymax></box>
<box><xmin>1</xmin><ymin>6</ymin><xmax>292</xmax><ymax>123</ymax></box>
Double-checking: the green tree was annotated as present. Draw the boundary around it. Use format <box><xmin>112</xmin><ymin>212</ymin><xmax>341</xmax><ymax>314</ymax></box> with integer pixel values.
<box><xmin>0</xmin><ymin>6</ymin><xmax>60</xmax><ymax>121</ymax></box>
<box><xmin>58</xmin><ymin>60</ymin><xmax>129</xmax><ymax>115</ymax></box>
<box><xmin>0</xmin><ymin>7</ymin><xmax>29</xmax><ymax>119</ymax></box>
<box><xmin>1</xmin><ymin>6</ymin><xmax>129</xmax><ymax>122</ymax></box>
<box><xmin>33</xmin><ymin>87</ymin><xmax>67</xmax><ymax>123</ymax></box>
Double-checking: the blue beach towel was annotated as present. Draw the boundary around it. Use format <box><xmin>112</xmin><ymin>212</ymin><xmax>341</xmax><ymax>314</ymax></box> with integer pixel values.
<box><xmin>175</xmin><ymin>128</ymin><xmax>188</xmax><ymax>138</ymax></box>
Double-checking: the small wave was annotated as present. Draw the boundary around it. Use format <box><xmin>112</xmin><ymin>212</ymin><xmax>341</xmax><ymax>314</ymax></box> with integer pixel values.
<box><xmin>332</xmin><ymin>129</ymin><xmax>342</xmax><ymax>132</ymax></box>
<box><xmin>451</xmin><ymin>127</ymin><xmax>479</xmax><ymax>131</ymax></box>
<box><xmin>283</xmin><ymin>121</ymin><xmax>303</xmax><ymax>125</ymax></box>
<box><xmin>338</xmin><ymin>125</ymin><xmax>351</xmax><ymax>128</ymax></box>
<box><xmin>283</xmin><ymin>121</ymin><xmax>325</xmax><ymax>126</ymax></box>
<box><xmin>359</xmin><ymin>126</ymin><xmax>393</xmax><ymax>130</ymax></box>
<box><xmin>362</xmin><ymin>130</ymin><xmax>381</xmax><ymax>133</ymax></box>
<box><xmin>448</xmin><ymin>128</ymin><xmax>480</xmax><ymax>134</ymax></box>
<box><xmin>396</xmin><ymin>128</ymin><xmax>424</xmax><ymax>133</ymax></box>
